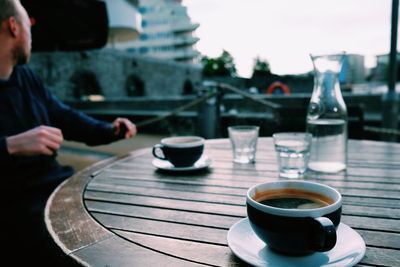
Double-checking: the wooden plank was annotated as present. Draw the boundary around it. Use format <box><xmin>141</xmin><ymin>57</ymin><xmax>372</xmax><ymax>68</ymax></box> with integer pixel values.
<box><xmin>113</xmin><ymin>230</ymin><xmax>237</xmax><ymax>267</ymax></box>
<box><xmin>91</xmin><ymin>213</ymin><xmax>228</xmax><ymax>246</ymax></box>
<box><xmin>90</xmin><ymin>179</ymin><xmax>218</xmax><ymax>197</ymax></box>
<box><xmin>84</xmin><ymin>191</ymin><xmax>246</xmax><ymax>217</ymax></box>
<box><xmin>85</xmin><ymin>200</ymin><xmax>241</xmax><ymax>229</ymax></box>
<box><xmin>86</xmin><ymin>177</ymin><xmax>400</xmax><ymax>208</ymax></box>
<box><xmin>108</xmin><ymin>158</ymin><xmax>400</xmax><ymax>184</ymax></box>
<box><xmin>349</xmin><ymin>139</ymin><xmax>400</xmax><ymax>151</ymax></box>
<box><xmin>93</xmin><ymin>171</ymin><xmax>400</xmax><ymax>192</ymax></box>
<box><xmin>345</xmin><ymin>168</ymin><xmax>400</xmax><ymax>178</ymax></box>
<box><xmin>89</xmin><ymin>178</ymin><xmax>249</xmax><ymax>196</ymax></box>
<box><xmin>71</xmin><ymin>235</ymin><xmax>206</xmax><ymax>267</ymax></box>
<box><xmin>204</xmin><ymin>167</ymin><xmax>400</xmax><ymax>183</ymax></box>
<box><xmin>94</xmin><ymin>168</ymin><xmax>400</xmax><ymax>191</ymax></box>
<box><xmin>358</xmin><ymin>230</ymin><xmax>400</xmax><ymax>249</ymax></box>
<box><xmin>105</xmin><ymin>166</ymin><xmax>280</xmax><ymax>182</ymax></box>
<box><xmin>343</xmin><ymin>196</ymin><xmax>400</xmax><ymax>209</ymax></box>
<box><xmin>87</xmin><ymin>183</ymin><xmax>246</xmax><ymax>206</ymax></box>
<box><xmin>339</xmin><ymin>188</ymin><xmax>400</xmax><ymax>199</ymax></box>
<box><xmin>111</xmin><ymin>155</ymin><xmax>400</xmax><ymax>173</ymax></box>
<box><xmin>203</xmin><ymin>138</ymin><xmax>400</xmax><ymax>155</ymax></box>
<box><xmin>360</xmin><ymin>247</ymin><xmax>400</xmax><ymax>267</ymax></box>
<box><xmin>210</xmin><ymin>154</ymin><xmax>400</xmax><ymax>169</ymax></box>
<box><xmin>101</xmin><ymin>165</ymin><xmax>400</xmax><ymax>186</ymax></box>
<box><xmin>343</xmin><ymin>205</ymin><xmax>400</xmax><ymax>219</ymax></box>
<box><xmin>342</xmin><ymin>215</ymin><xmax>400</xmax><ymax>232</ymax></box>
<box><xmin>90</xmin><ymin>172</ymin><xmax>400</xmax><ymax>199</ymax></box>
<box><xmin>307</xmin><ymin>175</ymin><xmax>400</xmax><ymax>184</ymax></box>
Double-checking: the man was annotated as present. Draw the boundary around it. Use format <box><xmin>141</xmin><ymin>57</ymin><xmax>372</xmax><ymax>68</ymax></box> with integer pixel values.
<box><xmin>0</xmin><ymin>0</ymin><xmax>137</xmax><ymax>263</ymax></box>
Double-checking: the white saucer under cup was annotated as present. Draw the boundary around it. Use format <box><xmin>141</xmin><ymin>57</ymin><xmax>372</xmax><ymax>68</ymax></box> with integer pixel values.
<box><xmin>227</xmin><ymin>218</ymin><xmax>366</xmax><ymax>267</ymax></box>
<box><xmin>152</xmin><ymin>156</ymin><xmax>212</xmax><ymax>172</ymax></box>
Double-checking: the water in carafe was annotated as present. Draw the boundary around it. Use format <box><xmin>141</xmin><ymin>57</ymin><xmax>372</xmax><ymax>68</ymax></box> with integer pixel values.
<box><xmin>307</xmin><ymin>53</ymin><xmax>348</xmax><ymax>173</ymax></box>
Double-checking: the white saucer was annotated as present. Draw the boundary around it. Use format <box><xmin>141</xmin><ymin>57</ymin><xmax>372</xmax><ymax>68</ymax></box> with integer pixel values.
<box><xmin>227</xmin><ymin>218</ymin><xmax>366</xmax><ymax>267</ymax></box>
<box><xmin>152</xmin><ymin>156</ymin><xmax>212</xmax><ymax>171</ymax></box>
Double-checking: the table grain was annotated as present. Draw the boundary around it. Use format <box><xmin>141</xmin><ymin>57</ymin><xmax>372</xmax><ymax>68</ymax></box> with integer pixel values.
<box><xmin>45</xmin><ymin>138</ymin><xmax>400</xmax><ymax>266</ymax></box>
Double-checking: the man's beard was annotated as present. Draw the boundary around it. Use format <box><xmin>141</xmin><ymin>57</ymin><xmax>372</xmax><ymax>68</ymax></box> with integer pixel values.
<box><xmin>12</xmin><ymin>44</ymin><xmax>29</xmax><ymax>66</ymax></box>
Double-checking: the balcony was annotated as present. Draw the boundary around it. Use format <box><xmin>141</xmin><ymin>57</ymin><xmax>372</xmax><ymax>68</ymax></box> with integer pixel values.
<box><xmin>171</xmin><ymin>22</ymin><xmax>200</xmax><ymax>33</ymax></box>
<box><xmin>104</xmin><ymin>0</ymin><xmax>142</xmax><ymax>44</ymax></box>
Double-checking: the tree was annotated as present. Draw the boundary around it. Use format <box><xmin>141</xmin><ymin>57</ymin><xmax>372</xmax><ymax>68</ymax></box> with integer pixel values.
<box><xmin>201</xmin><ymin>50</ymin><xmax>237</xmax><ymax>77</ymax></box>
<box><xmin>251</xmin><ymin>56</ymin><xmax>271</xmax><ymax>78</ymax></box>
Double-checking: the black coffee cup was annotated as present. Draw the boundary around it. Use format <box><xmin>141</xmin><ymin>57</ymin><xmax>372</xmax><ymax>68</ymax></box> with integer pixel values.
<box><xmin>246</xmin><ymin>180</ymin><xmax>342</xmax><ymax>255</ymax></box>
<box><xmin>152</xmin><ymin>136</ymin><xmax>204</xmax><ymax>167</ymax></box>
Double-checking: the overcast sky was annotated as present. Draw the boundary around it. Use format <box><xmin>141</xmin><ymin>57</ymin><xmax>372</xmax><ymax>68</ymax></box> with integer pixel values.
<box><xmin>182</xmin><ymin>0</ymin><xmax>399</xmax><ymax>78</ymax></box>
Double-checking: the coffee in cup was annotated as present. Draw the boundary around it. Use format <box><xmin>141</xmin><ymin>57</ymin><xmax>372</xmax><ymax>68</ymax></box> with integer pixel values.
<box><xmin>256</xmin><ymin>188</ymin><xmax>333</xmax><ymax>210</ymax></box>
<box><xmin>246</xmin><ymin>181</ymin><xmax>342</xmax><ymax>255</ymax></box>
<box><xmin>152</xmin><ymin>136</ymin><xmax>204</xmax><ymax>167</ymax></box>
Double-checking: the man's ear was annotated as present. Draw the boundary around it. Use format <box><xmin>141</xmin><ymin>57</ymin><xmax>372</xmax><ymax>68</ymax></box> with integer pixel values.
<box><xmin>7</xmin><ymin>17</ymin><xmax>19</xmax><ymax>38</ymax></box>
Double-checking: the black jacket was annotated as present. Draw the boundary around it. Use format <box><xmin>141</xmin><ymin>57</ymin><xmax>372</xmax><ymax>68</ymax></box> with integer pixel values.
<box><xmin>0</xmin><ymin>65</ymin><xmax>119</xmax><ymax>194</ymax></box>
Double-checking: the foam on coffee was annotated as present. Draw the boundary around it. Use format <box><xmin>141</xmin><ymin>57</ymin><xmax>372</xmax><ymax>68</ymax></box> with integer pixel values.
<box><xmin>161</xmin><ymin>136</ymin><xmax>204</xmax><ymax>148</ymax></box>
<box><xmin>167</xmin><ymin>138</ymin><xmax>200</xmax><ymax>144</ymax></box>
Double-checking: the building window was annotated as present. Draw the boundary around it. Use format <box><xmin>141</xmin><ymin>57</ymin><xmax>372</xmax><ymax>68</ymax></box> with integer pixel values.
<box><xmin>138</xmin><ymin>6</ymin><xmax>154</xmax><ymax>14</ymax></box>
<box><xmin>139</xmin><ymin>47</ymin><xmax>149</xmax><ymax>54</ymax></box>
<box><xmin>140</xmin><ymin>33</ymin><xmax>148</xmax><ymax>40</ymax></box>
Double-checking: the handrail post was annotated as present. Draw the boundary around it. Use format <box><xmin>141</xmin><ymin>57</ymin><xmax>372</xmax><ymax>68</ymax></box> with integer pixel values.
<box><xmin>198</xmin><ymin>83</ymin><xmax>221</xmax><ymax>139</ymax></box>
<box><xmin>382</xmin><ymin>0</ymin><xmax>399</xmax><ymax>142</ymax></box>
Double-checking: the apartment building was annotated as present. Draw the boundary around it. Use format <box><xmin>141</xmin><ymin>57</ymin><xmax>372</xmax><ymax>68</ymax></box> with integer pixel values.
<box><xmin>112</xmin><ymin>0</ymin><xmax>200</xmax><ymax>63</ymax></box>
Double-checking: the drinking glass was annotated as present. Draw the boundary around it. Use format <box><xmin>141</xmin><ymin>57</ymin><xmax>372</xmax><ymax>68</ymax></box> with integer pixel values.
<box><xmin>273</xmin><ymin>132</ymin><xmax>312</xmax><ymax>178</ymax></box>
<box><xmin>228</xmin><ymin>125</ymin><xmax>259</xmax><ymax>163</ymax></box>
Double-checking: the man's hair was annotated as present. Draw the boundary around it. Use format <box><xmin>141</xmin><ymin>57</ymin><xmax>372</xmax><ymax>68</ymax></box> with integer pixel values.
<box><xmin>0</xmin><ymin>0</ymin><xmax>20</xmax><ymax>23</ymax></box>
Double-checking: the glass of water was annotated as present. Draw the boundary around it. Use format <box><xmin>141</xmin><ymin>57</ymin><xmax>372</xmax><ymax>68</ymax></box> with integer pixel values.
<box><xmin>228</xmin><ymin>125</ymin><xmax>259</xmax><ymax>163</ymax></box>
<box><xmin>273</xmin><ymin>132</ymin><xmax>312</xmax><ymax>178</ymax></box>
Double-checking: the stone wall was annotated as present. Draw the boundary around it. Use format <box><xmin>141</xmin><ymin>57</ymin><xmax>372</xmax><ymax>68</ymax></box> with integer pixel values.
<box><xmin>29</xmin><ymin>49</ymin><xmax>203</xmax><ymax>100</ymax></box>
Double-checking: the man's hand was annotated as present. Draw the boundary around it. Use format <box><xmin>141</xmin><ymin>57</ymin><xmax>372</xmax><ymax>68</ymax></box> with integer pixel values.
<box><xmin>6</xmin><ymin>126</ymin><xmax>64</xmax><ymax>156</ymax></box>
<box><xmin>112</xmin><ymin>118</ymin><xmax>137</xmax><ymax>139</ymax></box>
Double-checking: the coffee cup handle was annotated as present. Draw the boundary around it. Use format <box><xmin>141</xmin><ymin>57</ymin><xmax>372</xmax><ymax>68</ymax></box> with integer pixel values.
<box><xmin>309</xmin><ymin>217</ymin><xmax>337</xmax><ymax>252</ymax></box>
<box><xmin>152</xmin><ymin>144</ymin><xmax>166</xmax><ymax>160</ymax></box>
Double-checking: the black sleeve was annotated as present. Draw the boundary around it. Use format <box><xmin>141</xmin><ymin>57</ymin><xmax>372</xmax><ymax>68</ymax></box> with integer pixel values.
<box><xmin>0</xmin><ymin>137</ymin><xmax>11</xmax><ymax>162</ymax></box>
<box><xmin>46</xmin><ymin>92</ymin><xmax>120</xmax><ymax>146</ymax></box>
<box><xmin>20</xmin><ymin>66</ymin><xmax>122</xmax><ymax>146</ymax></box>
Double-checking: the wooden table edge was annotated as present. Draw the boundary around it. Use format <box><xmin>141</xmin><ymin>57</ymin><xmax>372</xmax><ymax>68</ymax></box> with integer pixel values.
<box><xmin>44</xmin><ymin>148</ymin><xmax>149</xmax><ymax>262</ymax></box>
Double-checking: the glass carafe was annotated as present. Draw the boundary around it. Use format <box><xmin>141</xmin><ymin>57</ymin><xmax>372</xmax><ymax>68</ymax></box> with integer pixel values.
<box><xmin>306</xmin><ymin>53</ymin><xmax>348</xmax><ymax>173</ymax></box>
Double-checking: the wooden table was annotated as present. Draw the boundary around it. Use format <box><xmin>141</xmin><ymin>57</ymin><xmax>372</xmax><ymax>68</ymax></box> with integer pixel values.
<box><xmin>46</xmin><ymin>138</ymin><xmax>400</xmax><ymax>266</ymax></box>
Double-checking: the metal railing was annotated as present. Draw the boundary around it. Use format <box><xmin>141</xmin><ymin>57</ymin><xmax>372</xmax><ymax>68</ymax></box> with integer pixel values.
<box><xmin>134</xmin><ymin>82</ymin><xmax>398</xmax><ymax>141</ymax></box>
<box><xmin>135</xmin><ymin>82</ymin><xmax>281</xmax><ymax>138</ymax></box>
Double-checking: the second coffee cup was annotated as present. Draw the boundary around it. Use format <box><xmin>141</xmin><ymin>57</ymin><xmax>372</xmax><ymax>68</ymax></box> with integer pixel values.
<box><xmin>152</xmin><ymin>136</ymin><xmax>204</xmax><ymax>167</ymax></box>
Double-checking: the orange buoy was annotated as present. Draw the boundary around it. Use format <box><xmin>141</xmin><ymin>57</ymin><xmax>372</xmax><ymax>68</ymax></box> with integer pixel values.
<box><xmin>266</xmin><ymin>82</ymin><xmax>291</xmax><ymax>95</ymax></box>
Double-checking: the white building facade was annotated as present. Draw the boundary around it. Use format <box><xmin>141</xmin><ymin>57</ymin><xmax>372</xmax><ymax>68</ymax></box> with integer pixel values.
<box><xmin>112</xmin><ymin>0</ymin><xmax>200</xmax><ymax>63</ymax></box>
